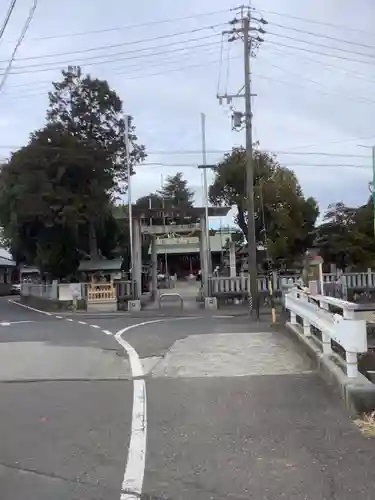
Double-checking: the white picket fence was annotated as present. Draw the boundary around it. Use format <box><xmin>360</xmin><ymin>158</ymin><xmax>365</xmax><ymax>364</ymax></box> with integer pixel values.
<box><xmin>284</xmin><ymin>287</ymin><xmax>367</xmax><ymax>378</ymax></box>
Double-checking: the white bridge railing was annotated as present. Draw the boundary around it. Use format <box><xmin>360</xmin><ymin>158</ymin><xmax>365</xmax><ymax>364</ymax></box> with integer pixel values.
<box><xmin>284</xmin><ymin>287</ymin><xmax>367</xmax><ymax>378</ymax></box>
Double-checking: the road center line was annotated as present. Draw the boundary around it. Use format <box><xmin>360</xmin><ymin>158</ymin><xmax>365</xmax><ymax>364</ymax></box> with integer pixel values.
<box><xmin>8</xmin><ymin>299</ymin><xmax>52</xmax><ymax>316</ymax></box>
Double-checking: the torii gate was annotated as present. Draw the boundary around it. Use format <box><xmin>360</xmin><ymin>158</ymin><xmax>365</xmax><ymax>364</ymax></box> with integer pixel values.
<box><xmin>120</xmin><ymin>206</ymin><xmax>230</xmax><ymax>303</ymax></box>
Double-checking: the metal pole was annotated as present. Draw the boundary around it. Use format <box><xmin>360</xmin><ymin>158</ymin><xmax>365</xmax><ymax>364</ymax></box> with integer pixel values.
<box><xmin>243</xmin><ymin>13</ymin><xmax>258</xmax><ymax>317</ymax></box>
<box><xmin>124</xmin><ymin>115</ymin><xmax>133</xmax><ymax>277</ymax></box>
<box><xmin>160</xmin><ymin>174</ymin><xmax>168</xmax><ymax>276</ymax></box>
<box><xmin>201</xmin><ymin>112</ymin><xmax>211</xmax><ymax>276</ymax></box>
<box><xmin>372</xmin><ymin>146</ymin><xmax>375</xmax><ymax>236</ymax></box>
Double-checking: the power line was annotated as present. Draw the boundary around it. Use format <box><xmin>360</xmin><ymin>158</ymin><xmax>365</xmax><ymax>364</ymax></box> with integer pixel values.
<box><xmin>0</xmin><ymin>0</ymin><xmax>38</xmax><ymax>93</ymax></box>
<box><xmin>135</xmin><ymin>162</ymin><xmax>373</xmax><ymax>169</ymax></box>
<box><xmin>269</xmin><ymin>21</ymin><xmax>375</xmax><ymax>51</ymax></box>
<box><xmin>266</xmin><ymin>31</ymin><xmax>375</xmax><ymax>61</ymax></box>
<box><xmin>0</xmin><ymin>38</ymin><xmax>222</xmax><ymax>87</ymax></box>
<box><xmin>259</xmin><ymin>7</ymin><xmax>373</xmax><ymax>36</ymax></box>
<box><xmin>0</xmin><ymin>44</ymin><xmax>223</xmax><ymax>98</ymax></box>
<box><xmin>0</xmin><ymin>0</ymin><xmax>17</xmax><ymax>42</ymax></box>
<box><xmin>262</xmin><ymin>46</ymin><xmax>375</xmax><ymax>86</ymax></box>
<box><xmin>268</xmin><ymin>134</ymin><xmax>375</xmax><ymax>153</ymax></box>
<box><xmin>0</xmin><ymin>51</ymin><xmax>228</xmax><ymax>100</ymax></box>
<box><xmin>261</xmin><ymin>61</ymin><xmax>375</xmax><ymax>106</ymax></box>
<box><xmin>264</xmin><ymin>39</ymin><xmax>375</xmax><ymax>67</ymax></box>
<box><xmin>3</xmin><ymin>50</ymin><xmax>375</xmax><ymax>109</ymax></box>
<box><xmin>3</xmin><ymin>53</ymin><xmax>375</xmax><ymax>107</ymax></box>
<box><xmin>5</xmin><ymin>8</ymin><xmax>230</xmax><ymax>42</ymax></box>
<box><xmin>0</xmin><ymin>23</ymin><xmax>224</xmax><ymax>64</ymax></box>
<box><xmin>0</xmin><ymin>144</ymin><xmax>371</xmax><ymax>158</ymax></box>
<box><xmin>1</xmin><ymin>50</ymin><xmax>238</xmax><ymax>100</ymax></box>
<box><xmin>0</xmin><ymin>34</ymin><xmax>221</xmax><ymax>74</ymax></box>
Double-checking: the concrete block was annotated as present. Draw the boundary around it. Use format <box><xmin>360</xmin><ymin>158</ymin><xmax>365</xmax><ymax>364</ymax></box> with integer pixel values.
<box><xmin>87</xmin><ymin>300</ymin><xmax>117</xmax><ymax>312</ymax></box>
<box><xmin>128</xmin><ymin>299</ymin><xmax>141</xmax><ymax>312</ymax></box>
<box><xmin>205</xmin><ymin>297</ymin><xmax>218</xmax><ymax>310</ymax></box>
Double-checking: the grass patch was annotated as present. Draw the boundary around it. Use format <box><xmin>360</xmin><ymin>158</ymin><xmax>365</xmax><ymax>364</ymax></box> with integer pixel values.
<box><xmin>354</xmin><ymin>411</ymin><xmax>375</xmax><ymax>437</ymax></box>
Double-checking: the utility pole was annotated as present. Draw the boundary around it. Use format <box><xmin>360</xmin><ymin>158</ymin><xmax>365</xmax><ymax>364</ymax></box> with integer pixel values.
<box><xmin>200</xmin><ymin>112</ymin><xmax>212</xmax><ymax>277</ymax></box>
<box><xmin>124</xmin><ymin>115</ymin><xmax>133</xmax><ymax>277</ymax></box>
<box><xmin>217</xmin><ymin>6</ymin><xmax>267</xmax><ymax>317</ymax></box>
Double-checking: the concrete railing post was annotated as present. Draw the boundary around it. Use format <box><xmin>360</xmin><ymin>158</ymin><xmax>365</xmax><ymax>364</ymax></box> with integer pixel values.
<box><xmin>302</xmin><ymin>317</ymin><xmax>311</xmax><ymax>337</ymax></box>
<box><xmin>346</xmin><ymin>351</ymin><xmax>358</xmax><ymax>378</ymax></box>
<box><xmin>290</xmin><ymin>311</ymin><xmax>297</xmax><ymax>325</ymax></box>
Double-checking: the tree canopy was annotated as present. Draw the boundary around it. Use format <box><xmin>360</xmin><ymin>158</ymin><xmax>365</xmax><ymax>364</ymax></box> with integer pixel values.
<box><xmin>47</xmin><ymin>66</ymin><xmax>146</xmax><ymax>189</ymax></box>
<box><xmin>157</xmin><ymin>172</ymin><xmax>194</xmax><ymax>208</ymax></box>
<box><xmin>315</xmin><ymin>200</ymin><xmax>375</xmax><ymax>270</ymax></box>
<box><xmin>0</xmin><ymin>67</ymin><xmax>145</xmax><ymax>278</ymax></box>
<box><xmin>209</xmin><ymin>147</ymin><xmax>319</xmax><ymax>266</ymax></box>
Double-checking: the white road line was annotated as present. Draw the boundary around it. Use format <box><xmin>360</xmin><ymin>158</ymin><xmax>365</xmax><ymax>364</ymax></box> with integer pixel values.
<box><xmin>66</xmin><ymin>318</ymin><xmax>74</xmax><ymax>322</ymax></box>
<box><xmin>102</xmin><ymin>330</ymin><xmax>113</xmax><ymax>335</ymax></box>
<box><xmin>55</xmin><ymin>315</ymin><xmax>63</xmax><ymax>319</ymax></box>
<box><xmin>212</xmin><ymin>315</ymin><xmax>234</xmax><ymax>319</ymax></box>
<box><xmin>78</xmin><ymin>321</ymin><xmax>87</xmax><ymax>325</ymax></box>
<box><xmin>115</xmin><ymin>319</ymin><xmax>164</xmax><ymax>500</ymax></box>
<box><xmin>0</xmin><ymin>320</ymin><xmax>33</xmax><ymax>326</ymax></box>
<box><xmin>114</xmin><ymin>316</ymin><xmax>201</xmax><ymax>500</ymax></box>
<box><xmin>8</xmin><ymin>299</ymin><xmax>52</xmax><ymax>316</ymax></box>
<box><xmin>90</xmin><ymin>324</ymin><xmax>100</xmax><ymax>329</ymax></box>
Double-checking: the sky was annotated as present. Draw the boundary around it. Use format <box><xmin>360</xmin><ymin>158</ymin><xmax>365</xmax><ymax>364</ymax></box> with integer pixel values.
<box><xmin>0</xmin><ymin>0</ymin><xmax>374</xmax><ymax>229</ymax></box>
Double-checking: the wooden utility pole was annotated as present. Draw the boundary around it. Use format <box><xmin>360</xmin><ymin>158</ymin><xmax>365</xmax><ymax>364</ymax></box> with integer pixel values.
<box><xmin>217</xmin><ymin>5</ymin><xmax>267</xmax><ymax>316</ymax></box>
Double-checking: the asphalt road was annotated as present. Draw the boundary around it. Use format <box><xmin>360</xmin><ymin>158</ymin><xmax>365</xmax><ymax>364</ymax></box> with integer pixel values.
<box><xmin>1</xmin><ymin>298</ymin><xmax>375</xmax><ymax>499</ymax></box>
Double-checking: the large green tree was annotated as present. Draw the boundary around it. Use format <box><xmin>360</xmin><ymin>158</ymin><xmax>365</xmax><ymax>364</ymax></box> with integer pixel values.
<box><xmin>47</xmin><ymin>66</ymin><xmax>146</xmax><ymax>188</ymax></box>
<box><xmin>157</xmin><ymin>172</ymin><xmax>194</xmax><ymax>208</ymax></box>
<box><xmin>0</xmin><ymin>125</ymin><xmax>114</xmax><ymax>277</ymax></box>
<box><xmin>133</xmin><ymin>173</ymin><xmax>195</xmax><ymax>225</ymax></box>
<box><xmin>0</xmin><ymin>67</ymin><xmax>146</xmax><ymax>277</ymax></box>
<box><xmin>315</xmin><ymin>200</ymin><xmax>375</xmax><ymax>269</ymax></box>
<box><xmin>47</xmin><ymin>66</ymin><xmax>146</xmax><ymax>256</ymax></box>
<box><xmin>209</xmin><ymin>147</ymin><xmax>319</xmax><ymax>266</ymax></box>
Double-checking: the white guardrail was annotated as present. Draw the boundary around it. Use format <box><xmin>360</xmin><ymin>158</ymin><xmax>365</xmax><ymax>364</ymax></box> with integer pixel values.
<box><xmin>284</xmin><ymin>287</ymin><xmax>367</xmax><ymax>378</ymax></box>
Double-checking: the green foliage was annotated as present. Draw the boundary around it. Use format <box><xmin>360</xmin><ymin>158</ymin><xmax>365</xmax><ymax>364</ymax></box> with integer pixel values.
<box><xmin>47</xmin><ymin>67</ymin><xmax>146</xmax><ymax>190</ymax></box>
<box><xmin>134</xmin><ymin>193</ymin><xmax>164</xmax><ymax>210</ymax></box>
<box><xmin>0</xmin><ymin>67</ymin><xmax>146</xmax><ymax>278</ymax></box>
<box><xmin>209</xmin><ymin>147</ymin><xmax>319</xmax><ymax>266</ymax></box>
<box><xmin>316</xmin><ymin>200</ymin><xmax>375</xmax><ymax>269</ymax></box>
<box><xmin>0</xmin><ymin>125</ymin><xmax>113</xmax><ymax>277</ymax></box>
<box><xmin>157</xmin><ymin>172</ymin><xmax>194</xmax><ymax>208</ymax></box>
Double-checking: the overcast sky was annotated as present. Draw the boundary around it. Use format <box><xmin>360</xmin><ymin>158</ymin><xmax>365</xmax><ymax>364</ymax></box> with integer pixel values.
<box><xmin>0</xmin><ymin>0</ymin><xmax>374</xmax><ymax>228</ymax></box>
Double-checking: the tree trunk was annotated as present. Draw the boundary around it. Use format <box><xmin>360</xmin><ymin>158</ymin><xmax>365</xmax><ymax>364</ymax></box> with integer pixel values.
<box><xmin>89</xmin><ymin>222</ymin><xmax>98</xmax><ymax>258</ymax></box>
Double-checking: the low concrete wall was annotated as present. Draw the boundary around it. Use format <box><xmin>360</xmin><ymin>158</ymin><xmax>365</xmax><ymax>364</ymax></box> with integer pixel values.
<box><xmin>21</xmin><ymin>295</ymin><xmax>86</xmax><ymax>312</ymax></box>
<box><xmin>285</xmin><ymin>321</ymin><xmax>375</xmax><ymax>415</ymax></box>
<box><xmin>0</xmin><ymin>283</ymin><xmax>12</xmax><ymax>296</ymax></box>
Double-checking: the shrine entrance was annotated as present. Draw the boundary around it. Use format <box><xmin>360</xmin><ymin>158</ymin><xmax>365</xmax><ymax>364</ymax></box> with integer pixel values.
<box><xmin>122</xmin><ymin>206</ymin><xmax>230</xmax><ymax>305</ymax></box>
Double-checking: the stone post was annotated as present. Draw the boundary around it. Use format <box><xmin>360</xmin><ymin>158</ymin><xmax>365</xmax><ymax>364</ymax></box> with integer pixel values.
<box><xmin>132</xmin><ymin>218</ymin><xmax>142</xmax><ymax>300</ymax></box>
<box><xmin>229</xmin><ymin>242</ymin><xmax>236</xmax><ymax>277</ymax></box>
<box><xmin>151</xmin><ymin>235</ymin><xmax>158</xmax><ymax>300</ymax></box>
